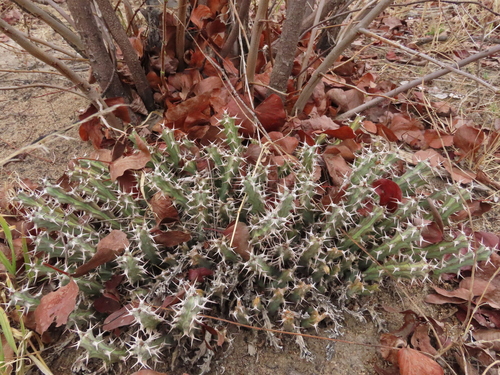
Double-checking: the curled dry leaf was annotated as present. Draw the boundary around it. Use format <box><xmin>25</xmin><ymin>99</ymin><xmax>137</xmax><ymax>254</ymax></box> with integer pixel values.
<box><xmin>327</xmin><ymin>88</ymin><xmax>364</xmax><ymax>113</ymax></box>
<box><xmin>223</xmin><ymin>222</ymin><xmax>250</xmax><ymax>261</ymax></box>
<box><xmin>149</xmin><ymin>192</ymin><xmax>179</xmax><ymax>224</ymax></box>
<box><xmin>34</xmin><ymin>279</ymin><xmax>79</xmax><ymax>334</ymax></box>
<box><xmin>110</xmin><ymin>134</ymin><xmax>151</xmax><ymax>181</ymax></box>
<box><xmin>380</xmin><ymin>333</ymin><xmax>406</xmax><ymax>365</ymax></box>
<box><xmin>398</xmin><ymin>348</ymin><xmax>444</xmax><ymax>375</ymax></box>
<box><xmin>373</xmin><ymin>179</ymin><xmax>402</xmax><ymax>213</ymax></box>
<box><xmin>323</xmin><ymin>153</ymin><xmax>352</xmax><ymax>187</ymax></box>
<box><xmin>72</xmin><ymin>230</ymin><xmax>129</xmax><ymax>277</ymax></box>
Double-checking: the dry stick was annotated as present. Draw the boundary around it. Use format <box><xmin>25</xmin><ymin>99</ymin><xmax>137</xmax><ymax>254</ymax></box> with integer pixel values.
<box><xmin>176</xmin><ymin>0</ymin><xmax>188</xmax><ymax>72</ymax></box>
<box><xmin>245</xmin><ymin>0</ymin><xmax>269</xmax><ymax>98</ymax></box>
<box><xmin>33</xmin><ymin>0</ymin><xmax>75</xmax><ymax>28</ymax></box>
<box><xmin>359</xmin><ymin>28</ymin><xmax>499</xmax><ymax>93</ymax></box>
<box><xmin>95</xmin><ymin>0</ymin><xmax>155</xmax><ymax>112</ymax></box>
<box><xmin>293</xmin><ymin>0</ymin><xmax>394</xmax><ymax>114</ymax></box>
<box><xmin>0</xmin><ymin>18</ymin><xmax>122</xmax><ymax>130</ymax></box>
<box><xmin>221</xmin><ymin>0</ymin><xmax>251</xmax><ymax>58</ymax></box>
<box><xmin>0</xmin><ymin>84</ymin><xmax>88</xmax><ymax>99</ymax></box>
<box><xmin>296</xmin><ymin>0</ymin><xmax>326</xmax><ymax>90</ymax></box>
<box><xmin>11</xmin><ymin>0</ymin><xmax>85</xmax><ymax>56</ymax></box>
<box><xmin>18</xmin><ymin>29</ymin><xmax>80</xmax><ymax>58</ymax></box>
<box><xmin>336</xmin><ymin>44</ymin><xmax>500</xmax><ymax>121</ymax></box>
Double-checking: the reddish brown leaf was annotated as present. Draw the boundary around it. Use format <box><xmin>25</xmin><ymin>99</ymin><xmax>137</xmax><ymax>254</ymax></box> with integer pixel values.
<box><xmin>412</xmin><ymin>149</ymin><xmax>445</xmax><ymax>167</ymax></box>
<box><xmin>223</xmin><ymin>222</ymin><xmax>250</xmax><ymax>261</ymax></box>
<box><xmin>411</xmin><ymin>324</ymin><xmax>438</xmax><ymax>356</ymax></box>
<box><xmin>376</xmin><ymin>124</ymin><xmax>398</xmax><ymax>142</ymax></box>
<box><xmin>149</xmin><ymin>193</ymin><xmax>179</xmax><ymax>224</ymax></box>
<box><xmin>188</xmin><ymin>267</ymin><xmax>214</xmax><ymax>283</ymax></box>
<box><xmin>190</xmin><ymin>5</ymin><xmax>213</xmax><ymax>30</ymax></box>
<box><xmin>129</xmin><ymin>36</ymin><xmax>144</xmax><ymax>58</ymax></box>
<box><xmin>152</xmin><ymin>230</ymin><xmax>191</xmax><ymax>247</ymax></box>
<box><xmin>373</xmin><ymin>179</ymin><xmax>402</xmax><ymax>213</ymax></box>
<box><xmin>255</xmin><ymin>94</ymin><xmax>286</xmax><ymax>132</ymax></box>
<box><xmin>267</xmin><ymin>132</ymin><xmax>299</xmax><ymax>154</ymax></box>
<box><xmin>225</xmin><ymin>96</ymin><xmax>256</xmax><ymax>136</ymax></box>
<box><xmin>454</xmin><ymin>125</ymin><xmax>485</xmax><ymax>155</ymax></box>
<box><xmin>165</xmin><ymin>91</ymin><xmax>212</xmax><ymax>124</ymax></box>
<box><xmin>94</xmin><ymin>292</ymin><xmax>121</xmax><ymax>314</ymax></box>
<box><xmin>327</xmin><ymin>88</ymin><xmax>364</xmax><ymax>113</ymax></box>
<box><xmin>423</xmin><ymin>130</ymin><xmax>454</xmax><ymax>149</ymax></box>
<box><xmin>72</xmin><ymin>230</ymin><xmax>129</xmax><ymax>277</ymax></box>
<box><xmin>443</xmin><ymin>160</ymin><xmax>475</xmax><ymax>184</ymax></box>
<box><xmin>35</xmin><ymin>279</ymin><xmax>79</xmax><ymax>334</ymax></box>
<box><xmin>79</xmin><ymin>121</ymin><xmax>104</xmax><ymax>149</ymax></box>
<box><xmin>362</xmin><ymin>120</ymin><xmax>378</xmax><ymax>134</ymax></box>
<box><xmin>110</xmin><ymin>134</ymin><xmax>151</xmax><ymax>181</ymax></box>
<box><xmin>398</xmin><ymin>348</ymin><xmax>444</xmax><ymax>375</ymax></box>
<box><xmin>322</xmin><ymin>126</ymin><xmax>356</xmax><ymax>140</ymax></box>
<box><xmin>130</xmin><ymin>371</ymin><xmax>168</xmax><ymax>375</ymax></box>
<box><xmin>472</xmin><ymin>330</ymin><xmax>500</xmax><ymax>351</ymax></box>
<box><xmin>103</xmin><ymin>302</ymin><xmax>138</xmax><ymax>331</ymax></box>
<box><xmin>323</xmin><ymin>153</ymin><xmax>352</xmax><ymax>187</ymax></box>
<box><xmin>380</xmin><ymin>333</ymin><xmax>405</xmax><ymax>364</ymax></box>
<box><xmin>389</xmin><ymin>115</ymin><xmax>423</xmax><ymax>144</ymax></box>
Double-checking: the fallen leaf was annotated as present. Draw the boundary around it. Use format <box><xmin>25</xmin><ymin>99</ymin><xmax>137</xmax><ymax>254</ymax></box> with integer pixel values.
<box><xmin>130</xmin><ymin>371</ymin><xmax>168</xmax><ymax>375</ymax></box>
<box><xmin>190</xmin><ymin>5</ymin><xmax>213</xmax><ymax>30</ymax></box>
<box><xmin>223</xmin><ymin>222</ymin><xmax>250</xmax><ymax>261</ymax></box>
<box><xmin>327</xmin><ymin>88</ymin><xmax>364</xmax><ymax>113</ymax></box>
<box><xmin>411</xmin><ymin>323</ymin><xmax>438</xmax><ymax>355</ymax></box>
<box><xmin>72</xmin><ymin>230</ymin><xmax>129</xmax><ymax>277</ymax></box>
<box><xmin>423</xmin><ymin>130</ymin><xmax>454</xmax><ymax>149</ymax></box>
<box><xmin>152</xmin><ymin>230</ymin><xmax>191</xmax><ymax>247</ymax></box>
<box><xmin>110</xmin><ymin>134</ymin><xmax>151</xmax><ymax>181</ymax></box>
<box><xmin>373</xmin><ymin>179</ymin><xmax>402</xmax><ymax>213</ymax></box>
<box><xmin>103</xmin><ymin>302</ymin><xmax>138</xmax><ymax>331</ymax></box>
<box><xmin>412</xmin><ymin>149</ymin><xmax>445</xmax><ymax>167</ymax></box>
<box><xmin>398</xmin><ymin>347</ymin><xmax>444</xmax><ymax>375</ymax></box>
<box><xmin>255</xmin><ymin>94</ymin><xmax>286</xmax><ymax>132</ymax></box>
<box><xmin>323</xmin><ymin>153</ymin><xmax>352</xmax><ymax>186</ymax></box>
<box><xmin>454</xmin><ymin>125</ymin><xmax>485</xmax><ymax>156</ymax></box>
<box><xmin>149</xmin><ymin>193</ymin><xmax>179</xmax><ymax>224</ymax></box>
<box><xmin>35</xmin><ymin>279</ymin><xmax>79</xmax><ymax>334</ymax></box>
<box><xmin>322</xmin><ymin>126</ymin><xmax>356</xmax><ymax>140</ymax></box>
<box><xmin>188</xmin><ymin>267</ymin><xmax>214</xmax><ymax>283</ymax></box>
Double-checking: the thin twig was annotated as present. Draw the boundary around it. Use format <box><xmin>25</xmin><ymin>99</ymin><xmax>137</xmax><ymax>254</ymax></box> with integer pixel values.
<box><xmin>359</xmin><ymin>28</ymin><xmax>499</xmax><ymax>93</ymax></box>
<box><xmin>335</xmin><ymin>44</ymin><xmax>500</xmax><ymax>120</ymax></box>
<box><xmin>11</xmin><ymin>0</ymin><xmax>85</xmax><ymax>55</ymax></box>
<box><xmin>246</xmin><ymin>0</ymin><xmax>269</xmax><ymax>97</ymax></box>
<box><xmin>0</xmin><ymin>83</ymin><xmax>88</xmax><ymax>99</ymax></box>
<box><xmin>0</xmin><ymin>17</ymin><xmax>122</xmax><ymax>130</ymax></box>
<box><xmin>294</xmin><ymin>0</ymin><xmax>394</xmax><ymax>114</ymax></box>
<box><xmin>33</xmin><ymin>0</ymin><xmax>75</xmax><ymax>28</ymax></box>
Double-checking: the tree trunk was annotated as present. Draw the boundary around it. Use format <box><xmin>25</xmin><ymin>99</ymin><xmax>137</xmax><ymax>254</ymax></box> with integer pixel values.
<box><xmin>95</xmin><ymin>0</ymin><xmax>155</xmax><ymax>111</ymax></box>
<box><xmin>66</xmin><ymin>0</ymin><xmax>126</xmax><ymax>99</ymax></box>
<box><xmin>268</xmin><ymin>0</ymin><xmax>308</xmax><ymax>98</ymax></box>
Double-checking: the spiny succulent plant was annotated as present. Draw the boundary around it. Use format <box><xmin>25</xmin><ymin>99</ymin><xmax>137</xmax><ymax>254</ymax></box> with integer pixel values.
<box><xmin>11</xmin><ymin>115</ymin><xmax>492</xmax><ymax>369</ymax></box>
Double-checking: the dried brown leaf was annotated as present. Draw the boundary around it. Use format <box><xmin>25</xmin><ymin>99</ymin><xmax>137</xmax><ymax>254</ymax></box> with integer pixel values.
<box><xmin>110</xmin><ymin>134</ymin><xmax>151</xmax><ymax>181</ymax></box>
<box><xmin>72</xmin><ymin>230</ymin><xmax>129</xmax><ymax>277</ymax></box>
<box><xmin>149</xmin><ymin>193</ymin><xmax>179</xmax><ymax>224</ymax></box>
<box><xmin>398</xmin><ymin>347</ymin><xmax>444</xmax><ymax>375</ymax></box>
<box><xmin>35</xmin><ymin>279</ymin><xmax>79</xmax><ymax>334</ymax></box>
<box><xmin>223</xmin><ymin>222</ymin><xmax>250</xmax><ymax>261</ymax></box>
